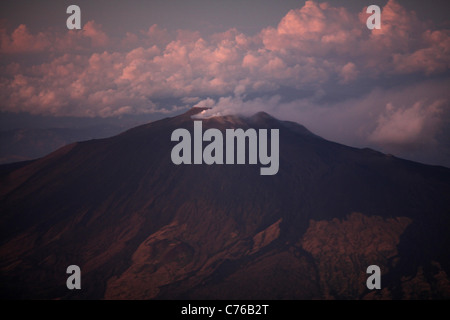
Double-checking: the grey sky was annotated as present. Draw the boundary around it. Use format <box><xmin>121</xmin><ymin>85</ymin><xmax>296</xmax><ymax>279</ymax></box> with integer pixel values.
<box><xmin>1</xmin><ymin>1</ymin><xmax>449</xmax><ymax>35</ymax></box>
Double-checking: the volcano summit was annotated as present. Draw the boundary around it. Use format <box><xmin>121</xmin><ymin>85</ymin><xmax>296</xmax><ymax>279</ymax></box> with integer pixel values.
<box><xmin>1</xmin><ymin>108</ymin><xmax>450</xmax><ymax>299</ymax></box>
<box><xmin>171</xmin><ymin>120</ymin><xmax>279</xmax><ymax>175</ymax></box>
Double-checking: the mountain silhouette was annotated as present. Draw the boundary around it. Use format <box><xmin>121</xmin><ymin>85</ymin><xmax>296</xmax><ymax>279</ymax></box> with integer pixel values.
<box><xmin>1</xmin><ymin>107</ymin><xmax>450</xmax><ymax>299</ymax></box>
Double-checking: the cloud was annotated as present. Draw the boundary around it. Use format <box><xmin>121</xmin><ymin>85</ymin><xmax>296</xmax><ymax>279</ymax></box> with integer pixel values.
<box><xmin>392</xmin><ymin>29</ymin><xmax>450</xmax><ymax>75</ymax></box>
<box><xmin>0</xmin><ymin>20</ymin><xmax>110</xmax><ymax>54</ymax></box>
<box><xmin>0</xmin><ymin>24</ymin><xmax>50</xmax><ymax>54</ymax></box>
<box><xmin>339</xmin><ymin>62</ymin><xmax>359</xmax><ymax>84</ymax></box>
<box><xmin>121</xmin><ymin>24</ymin><xmax>170</xmax><ymax>50</ymax></box>
<box><xmin>1</xmin><ymin>0</ymin><xmax>449</xmax><ymax>116</ymax></box>
<box><xmin>80</xmin><ymin>21</ymin><xmax>109</xmax><ymax>47</ymax></box>
<box><xmin>262</xmin><ymin>1</ymin><xmax>360</xmax><ymax>50</ymax></box>
<box><xmin>181</xmin><ymin>97</ymin><xmax>201</xmax><ymax>104</ymax></box>
<box><xmin>369</xmin><ymin>100</ymin><xmax>445</xmax><ymax>147</ymax></box>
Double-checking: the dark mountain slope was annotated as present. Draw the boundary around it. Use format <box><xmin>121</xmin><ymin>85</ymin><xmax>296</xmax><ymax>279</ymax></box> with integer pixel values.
<box><xmin>1</xmin><ymin>108</ymin><xmax>450</xmax><ymax>299</ymax></box>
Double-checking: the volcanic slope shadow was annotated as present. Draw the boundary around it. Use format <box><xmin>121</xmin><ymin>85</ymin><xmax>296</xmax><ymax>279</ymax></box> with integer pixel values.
<box><xmin>1</xmin><ymin>107</ymin><xmax>450</xmax><ymax>299</ymax></box>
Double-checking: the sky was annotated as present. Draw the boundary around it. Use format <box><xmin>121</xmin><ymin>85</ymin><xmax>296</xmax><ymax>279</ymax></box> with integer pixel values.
<box><xmin>1</xmin><ymin>0</ymin><xmax>450</xmax><ymax>166</ymax></box>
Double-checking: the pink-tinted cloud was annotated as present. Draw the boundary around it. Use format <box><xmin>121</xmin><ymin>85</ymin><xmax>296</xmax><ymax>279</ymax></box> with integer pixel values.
<box><xmin>80</xmin><ymin>21</ymin><xmax>109</xmax><ymax>47</ymax></box>
<box><xmin>369</xmin><ymin>100</ymin><xmax>445</xmax><ymax>147</ymax></box>
<box><xmin>392</xmin><ymin>29</ymin><xmax>450</xmax><ymax>75</ymax></box>
<box><xmin>0</xmin><ymin>24</ymin><xmax>50</xmax><ymax>53</ymax></box>
<box><xmin>262</xmin><ymin>1</ymin><xmax>360</xmax><ymax>50</ymax></box>
<box><xmin>121</xmin><ymin>24</ymin><xmax>170</xmax><ymax>50</ymax></box>
<box><xmin>0</xmin><ymin>0</ymin><xmax>449</xmax><ymax>126</ymax></box>
<box><xmin>339</xmin><ymin>62</ymin><xmax>359</xmax><ymax>84</ymax></box>
<box><xmin>0</xmin><ymin>20</ymin><xmax>110</xmax><ymax>54</ymax></box>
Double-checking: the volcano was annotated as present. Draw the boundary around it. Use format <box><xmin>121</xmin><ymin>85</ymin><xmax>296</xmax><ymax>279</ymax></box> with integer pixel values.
<box><xmin>1</xmin><ymin>107</ymin><xmax>450</xmax><ymax>300</ymax></box>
